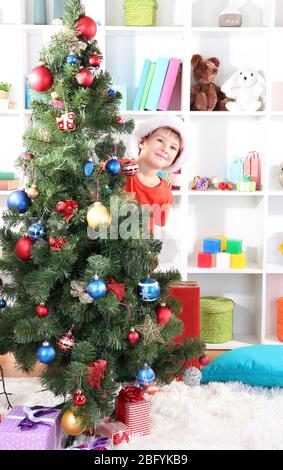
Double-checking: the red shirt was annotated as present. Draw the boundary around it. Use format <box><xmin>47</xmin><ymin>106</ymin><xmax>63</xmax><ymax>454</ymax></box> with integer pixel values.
<box><xmin>124</xmin><ymin>174</ymin><xmax>173</xmax><ymax>232</ymax></box>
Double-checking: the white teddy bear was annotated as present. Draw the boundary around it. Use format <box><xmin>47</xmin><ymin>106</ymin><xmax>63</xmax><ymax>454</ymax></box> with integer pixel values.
<box><xmin>221</xmin><ymin>68</ymin><xmax>266</xmax><ymax>112</ymax></box>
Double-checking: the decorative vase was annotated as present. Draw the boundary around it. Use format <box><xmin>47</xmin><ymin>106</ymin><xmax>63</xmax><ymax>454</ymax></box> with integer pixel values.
<box><xmin>52</xmin><ymin>0</ymin><xmax>65</xmax><ymax>24</ymax></box>
<box><xmin>33</xmin><ymin>0</ymin><xmax>47</xmax><ymax>25</ymax></box>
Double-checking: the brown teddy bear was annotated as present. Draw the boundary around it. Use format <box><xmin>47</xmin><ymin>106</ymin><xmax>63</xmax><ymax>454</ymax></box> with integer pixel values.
<box><xmin>190</xmin><ymin>54</ymin><xmax>230</xmax><ymax>111</ymax></box>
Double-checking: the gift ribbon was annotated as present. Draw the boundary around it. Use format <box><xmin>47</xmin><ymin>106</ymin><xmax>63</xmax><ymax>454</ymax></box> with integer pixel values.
<box><xmin>56</xmin><ymin>200</ymin><xmax>78</xmax><ymax>222</ymax></box>
<box><xmin>71</xmin><ymin>437</ymin><xmax>108</xmax><ymax>450</ymax></box>
<box><xmin>118</xmin><ymin>386</ymin><xmax>144</xmax><ymax>403</ymax></box>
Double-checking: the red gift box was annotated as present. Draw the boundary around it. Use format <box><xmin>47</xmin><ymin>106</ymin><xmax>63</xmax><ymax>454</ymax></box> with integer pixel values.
<box><xmin>116</xmin><ymin>387</ymin><xmax>150</xmax><ymax>437</ymax></box>
<box><xmin>99</xmin><ymin>421</ymin><xmax>130</xmax><ymax>446</ymax></box>
<box><xmin>169</xmin><ymin>281</ymin><xmax>200</xmax><ymax>369</ymax></box>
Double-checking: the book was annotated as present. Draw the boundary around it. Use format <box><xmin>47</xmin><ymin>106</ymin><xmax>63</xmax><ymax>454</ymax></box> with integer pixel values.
<box><xmin>139</xmin><ymin>63</ymin><xmax>156</xmax><ymax>110</ymax></box>
<box><xmin>0</xmin><ymin>179</ymin><xmax>20</xmax><ymax>191</ymax></box>
<box><xmin>0</xmin><ymin>171</ymin><xmax>16</xmax><ymax>180</ymax></box>
<box><xmin>145</xmin><ymin>57</ymin><xmax>169</xmax><ymax>111</ymax></box>
<box><xmin>133</xmin><ymin>59</ymin><xmax>151</xmax><ymax>111</ymax></box>
<box><xmin>157</xmin><ymin>58</ymin><xmax>182</xmax><ymax>111</ymax></box>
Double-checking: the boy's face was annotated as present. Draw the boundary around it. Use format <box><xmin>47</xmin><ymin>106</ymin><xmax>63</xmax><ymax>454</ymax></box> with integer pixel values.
<box><xmin>138</xmin><ymin>128</ymin><xmax>181</xmax><ymax>170</ymax></box>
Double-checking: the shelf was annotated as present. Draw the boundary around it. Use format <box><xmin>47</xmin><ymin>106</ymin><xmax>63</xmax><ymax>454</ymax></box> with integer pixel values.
<box><xmin>264</xmin><ymin>335</ymin><xmax>282</xmax><ymax>345</ymax></box>
<box><xmin>188</xmin><ymin>265</ymin><xmax>263</xmax><ymax>274</ymax></box>
<box><xmin>0</xmin><ymin>191</ymin><xmax>11</xmax><ymax>196</ymax></box>
<box><xmin>0</xmin><ymin>109</ymin><xmax>21</xmax><ymax>116</ymax></box>
<box><xmin>189</xmin><ymin>111</ymin><xmax>267</xmax><ymax>117</ymax></box>
<box><xmin>188</xmin><ymin>191</ymin><xmax>264</xmax><ymax>197</ymax></box>
<box><xmin>191</xmin><ymin>27</ymin><xmax>271</xmax><ymax>33</ymax></box>
<box><xmin>266</xmin><ymin>264</ymin><xmax>283</xmax><ymax>274</ymax></box>
<box><xmin>105</xmin><ymin>26</ymin><xmax>185</xmax><ymax>33</ymax></box>
<box><xmin>120</xmin><ymin>110</ymin><xmax>183</xmax><ymax>116</ymax></box>
<box><xmin>268</xmin><ymin>191</ymin><xmax>283</xmax><ymax>196</ymax></box>
<box><xmin>206</xmin><ymin>335</ymin><xmax>258</xmax><ymax>350</ymax></box>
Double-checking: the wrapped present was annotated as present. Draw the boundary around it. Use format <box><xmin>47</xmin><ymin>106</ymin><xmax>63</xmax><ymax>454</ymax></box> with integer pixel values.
<box><xmin>68</xmin><ymin>437</ymin><xmax>108</xmax><ymax>450</ymax></box>
<box><xmin>0</xmin><ymin>406</ymin><xmax>61</xmax><ymax>450</ymax></box>
<box><xmin>99</xmin><ymin>421</ymin><xmax>130</xmax><ymax>446</ymax></box>
<box><xmin>116</xmin><ymin>386</ymin><xmax>150</xmax><ymax>436</ymax></box>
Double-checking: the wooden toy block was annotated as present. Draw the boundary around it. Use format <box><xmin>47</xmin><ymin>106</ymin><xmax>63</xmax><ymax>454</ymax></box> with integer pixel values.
<box><xmin>230</xmin><ymin>253</ymin><xmax>246</xmax><ymax>269</ymax></box>
<box><xmin>216</xmin><ymin>252</ymin><xmax>231</xmax><ymax>269</ymax></box>
<box><xmin>203</xmin><ymin>238</ymin><xmax>221</xmax><ymax>254</ymax></box>
<box><xmin>197</xmin><ymin>252</ymin><xmax>213</xmax><ymax>268</ymax></box>
<box><xmin>210</xmin><ymin>235</ymin><xmax>227</xmax><ymax>252</ymax></box>
<box><xmin>226</xmin><ymin>239</ymin><xmax>242</xmax><ymax>254</ymax></box>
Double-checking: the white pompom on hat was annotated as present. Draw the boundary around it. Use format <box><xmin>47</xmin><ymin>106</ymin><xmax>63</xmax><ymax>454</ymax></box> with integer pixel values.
<box><xmin>129</xmin><ymin>115</ymin><xmax>188</xmax><ymax>172</ymax></box>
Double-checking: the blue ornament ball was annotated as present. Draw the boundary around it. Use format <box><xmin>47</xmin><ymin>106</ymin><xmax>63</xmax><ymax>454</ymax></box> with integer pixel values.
<box><xmin>136</xmin><ymin>364</ymin><xmax>155</xmax><ymax>387</ymax></box>
<box><xmin>0</xmin><ymin>299</ymin><xmax>6</xmax><ymax>309</ymax></box>
<box><xmin>36</xmin><ymin>341</ymin><xmax>56</xmax><ymax>364</ymax></box>
<box><xmin>87</xmin><ymin>277</ymin><xmax>107</xmax><ymax>299</ymax></box>
<box><xmin>28</xmin><ymin>222</ymin><xmax>46</xmax><ymax>241</ymax></box>
<box><xmin>105</xmin><ymin>158</ymin><xmax>121</xmax><ymax>176</ymax></box>
<box><xmin>67</xmin><ymin>54</ymin><xmax>77</xmax><ymax>64</ymax></box>
<box><xmin>138</xmin><ymin>278</ymin><xmax>160</xmax><ymax>302</ymax></box>
<box><xmin>7</xmin><ymin>190</ymin><xmax>31</xmax><ymax>214</ymax></box>
<box><xmin>84</xmin><ymin>161</ymin><xmax>94</xmax><ymax>177</ymax></box>
<box><xmin>108</xmin><ymin>89</ymin><xmax>116</xmax><ymax>98</ymax></box>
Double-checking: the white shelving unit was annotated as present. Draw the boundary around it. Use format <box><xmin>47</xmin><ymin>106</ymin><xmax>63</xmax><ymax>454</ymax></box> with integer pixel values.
<box><xmin>1</xmin><ymin>0</ymin><xmax>283</xmax><ymax>351</ymax></box>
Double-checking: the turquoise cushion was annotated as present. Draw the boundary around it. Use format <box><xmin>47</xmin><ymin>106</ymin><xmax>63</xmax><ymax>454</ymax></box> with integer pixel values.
<box><xmin>201</xmin><ymin>345</ymin><xmax>283</xmax><ymax>387</ymax></box>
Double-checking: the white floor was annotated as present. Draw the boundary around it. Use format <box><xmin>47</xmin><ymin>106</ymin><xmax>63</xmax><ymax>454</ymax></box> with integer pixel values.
<box><xmin>1</xmin><ymin>378</ymin><xmax>283</xmax><ymax>450</ymax></box>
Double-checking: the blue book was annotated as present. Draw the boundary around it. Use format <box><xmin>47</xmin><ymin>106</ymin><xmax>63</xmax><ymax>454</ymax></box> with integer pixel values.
<box><xmin>133</xmin><ymin>59</ymin><xmax>151</xmax><ymax>111</ymax></box>
<box><xmin>145</xmin><ymin>57</ymin><xmax>170</xmax><ymax>111</ymax></box>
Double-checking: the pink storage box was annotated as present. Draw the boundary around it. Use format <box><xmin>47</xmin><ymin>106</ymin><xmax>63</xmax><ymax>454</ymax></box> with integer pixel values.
<box><xmin>0</xmin><ymin>406</ymin><xmax>62</xmax><ymax>450</ymax></box>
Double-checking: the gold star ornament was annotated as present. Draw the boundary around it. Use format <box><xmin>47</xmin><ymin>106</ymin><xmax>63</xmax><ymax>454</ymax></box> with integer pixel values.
<box><xmin>134</xmin><ymin>315</ymin><xmax>165</xmax><ymax>345</ymax></box>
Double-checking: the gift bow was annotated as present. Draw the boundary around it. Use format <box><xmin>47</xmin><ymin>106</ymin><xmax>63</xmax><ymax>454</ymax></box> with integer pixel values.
<box><xmin>70</xmin><ymin>280</ymin><xmax>94</xmax><ymax>304</ymax></box>
<box><xmin>113</xmin><ymin>431</ymin><xmax>129</xmax><ymax>446</ymax></box>
<box><xmin>70</xmin><ymin>437</ymin><xmax>109</xmax><ymax>451</ymax></box>
<box><xmin>56</xmin><ymin>200</ymin><xmax>78</xmax><ymax>222</ymax></box>
<box><xmin>118</xmin><ymin>386</ymin><xmax>144</xmax><ymax>403</ymax></box>
<box><xmin>18</xmin><ymin>406</ymin><xmax>57</xmax><ymax>431</ymax></box>
<box><xmin>49</xmin><ymin>236</ymin><xmax>67</xmax><ymax>252</ymax></box>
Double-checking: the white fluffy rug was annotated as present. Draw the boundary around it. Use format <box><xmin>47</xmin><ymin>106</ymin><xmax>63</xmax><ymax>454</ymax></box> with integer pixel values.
<box><xmin>1</xmin><ymin>378</ymin><xmax>283</xmax><ymax>450</ymax></box>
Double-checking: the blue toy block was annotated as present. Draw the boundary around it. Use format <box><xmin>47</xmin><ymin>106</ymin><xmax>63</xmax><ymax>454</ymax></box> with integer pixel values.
<box><xmin>203</xmin><ymin>238</ymin><xmax>221</xmax><ymax>254</ymax></box>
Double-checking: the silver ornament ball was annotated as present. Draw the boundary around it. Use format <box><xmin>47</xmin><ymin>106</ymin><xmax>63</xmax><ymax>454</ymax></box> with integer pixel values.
<box><xmin>183</xmin><ymin>367</ymin><xmax>202</xmax><ymax>386</ymax></box>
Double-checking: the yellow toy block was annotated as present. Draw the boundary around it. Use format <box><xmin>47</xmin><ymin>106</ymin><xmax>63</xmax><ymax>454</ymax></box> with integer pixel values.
<box><xmin>210</xmin><ymin>236</ymin><xmax>227</xmax><ymax>252</ymax></box>
<box><xmin>230</xmin><ymin>253</ymin><xmax>246</xmax><ymax>269</ymax></box>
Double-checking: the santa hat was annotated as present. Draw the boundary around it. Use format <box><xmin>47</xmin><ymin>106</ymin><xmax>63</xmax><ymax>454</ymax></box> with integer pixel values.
<box><xmin>129</xmin><ymin>115</ymin><xmax>188</xmax><ymax>173</ymax></box>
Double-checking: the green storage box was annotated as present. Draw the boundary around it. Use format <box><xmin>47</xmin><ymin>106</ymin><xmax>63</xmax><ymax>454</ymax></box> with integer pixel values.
<box><xmin>200</xmin><ymin>296</ymin><xmax>234</xmax><ymax>344</ymax></box>
<box><xmin>124</xmin><ymin>0</ymin><xmax>158</xmax><ymax>26</ymax></box>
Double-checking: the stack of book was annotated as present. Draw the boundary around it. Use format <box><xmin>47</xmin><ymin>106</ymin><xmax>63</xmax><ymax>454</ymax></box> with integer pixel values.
<box><xmin>133</xmin><ymin>57</ymin><xmax>182</xmax><ymax>111</ymax></box>
<box><xmin>0</xmin><ymin>172</ymin><xmax>20</xmax><ymax>191</ymax></box>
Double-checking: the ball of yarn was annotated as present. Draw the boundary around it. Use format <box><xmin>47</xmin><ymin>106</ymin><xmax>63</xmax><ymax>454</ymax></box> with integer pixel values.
<box><xmin>183</xmin><ymin>367</ymin><xmax>202</xmax><ymax>386</ymax></box>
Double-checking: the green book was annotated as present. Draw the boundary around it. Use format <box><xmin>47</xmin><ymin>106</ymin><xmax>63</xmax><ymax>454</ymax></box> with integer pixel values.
<box><xmin>0</xmin><ymin>171</ymin><xmax>15</xmax><ymax>180</ymax></box>
<box><xmin>139</xmin><ymin>62</ymin><xmax>156</xmax><ymax>110</ymax></box>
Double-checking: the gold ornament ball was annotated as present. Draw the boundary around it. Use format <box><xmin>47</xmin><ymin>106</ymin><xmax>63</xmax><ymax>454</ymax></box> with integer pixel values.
<box><xmin>51</xmin><ymin>91</ymin><xmax>60</xmax><ymax>100</ymax></box>
<box><xmin>87</xmin><ymin>202</ymin><xmax>111</xmax><ymax>229</ymax></box>
<box><xmin>61</xmin><ymin>407</ymin><xmax>86</xmax><ymax>436</ymax></box>
<box><xmin>26</xmin><ymin>186</ymin><xmax>39</xmax><ymax>199</ymax></box>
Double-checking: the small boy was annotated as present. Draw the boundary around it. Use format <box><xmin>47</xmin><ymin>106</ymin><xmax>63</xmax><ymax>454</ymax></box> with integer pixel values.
<box><xmin>125</xmin><ymin>116</ymin><xmax>188</xmax><ymax>233</ymax></box>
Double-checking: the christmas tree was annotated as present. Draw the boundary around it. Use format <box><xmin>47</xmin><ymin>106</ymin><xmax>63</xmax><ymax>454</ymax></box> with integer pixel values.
<box><xmin>0</xmin><ymin>0</ymin><xmax>204</xmax><ymax>434</ymax></box>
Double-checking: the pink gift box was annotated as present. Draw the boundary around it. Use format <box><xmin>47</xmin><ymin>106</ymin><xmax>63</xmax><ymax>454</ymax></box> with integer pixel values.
<box><xmin>0</xmin><ymin>406</ymin><xmax>62</xmax><ymax>450</ymax></box>
<box><xmin>99</xmin><ymin>421</ymin><xmax>130</xmax><ymax>446</ymax></box>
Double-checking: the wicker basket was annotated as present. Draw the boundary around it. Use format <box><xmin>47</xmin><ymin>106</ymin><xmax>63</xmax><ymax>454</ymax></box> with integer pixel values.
<box><xmin>200</xmin><ymin>296</ymin><xmax>234</xmax><ymax>344</ymax></box>
<box><xmin>124</xmin><ymin>0</ymin><xmax>158</xmax><ymax>26</ymax></box>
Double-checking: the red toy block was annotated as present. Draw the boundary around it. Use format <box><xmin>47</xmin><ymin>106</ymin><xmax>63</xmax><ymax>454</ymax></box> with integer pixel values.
<box><xmin>197</xmin><ymin>252</ymin><xmax>213</xmax><ymax>268</ymax></box>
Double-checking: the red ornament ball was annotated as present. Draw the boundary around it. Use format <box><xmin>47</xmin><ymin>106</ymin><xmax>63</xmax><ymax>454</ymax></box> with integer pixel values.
<box><xmin>199</xmin><ymin>354</ymin><xmax>210</xmax><ymax>366</ymax></box>
<box><xmin>76</xmin><ymin>68</ymin><xmax>94</xmax><ymax>87</ymax></box>
<box><xmin>127</xmin><ymin>328</ymin><xmax>139</xmax><ymax>344</ymax></box>
<box><xmin>116</xmin><ymin>116</ymin><xmax>125</xmax><ymax>125</ymax></box>
<box><xmin>29</xmin><ymin>65</ymin><xmax>53</xmax><ymax>92</ymax></box>
<box><xmin>89</xmin><ymin>54</ymin><xmax>101</xmax><ymax>68</ymax></box>
<box><xmin>15</xmin><ymin>236</ymin><xmax>33</xmax><ymax>261</ymax></box>
<box><xmin>36</xmin><ymin>304</ymin><xmax>49</xmax><ymax>318</ymax></box>
<box><xmin>56</xmin><ymin>330</ymin><xmax>76</xmax><ymax>353</ymax></box>
<box><xmin>76</xmin><ymin>15</ymin><xmax>97</xmax><ymax>41</ymax></box>
<box><xmin>155</xmin><ymin>303</ymin><xmax>173</xmax><ymax>325</ymax></box>
<box><xmin>72</xmin><ymin>390</ymin><xmax>87</xmax><ymax>407</ymax></box>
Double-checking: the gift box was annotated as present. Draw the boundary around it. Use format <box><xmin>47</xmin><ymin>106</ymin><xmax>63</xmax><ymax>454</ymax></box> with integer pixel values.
<box><xmin>0</xmin><ymin>406</ymin><xmax>61</xmax><ymax>450</ymax></box>
<box><xmin>169</xmin><ymin>281</ymin><xmax>200</xmax><ymax>369</ymax></box>
<box><xmin>116</xmin><ymin>387</ymin><xmax>150</xmax><ymax>437</ymax></box>
<box><xmin>99</xmin><ymin>421</ymin><xmax>130</xmax><ymax>446</ymax></box>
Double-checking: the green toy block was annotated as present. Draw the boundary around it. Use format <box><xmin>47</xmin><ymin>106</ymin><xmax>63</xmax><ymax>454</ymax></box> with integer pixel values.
<box><xmin>226</xmin><ymin>239</ymin><xmax>242</xmax><ymax>254</ymax></box>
